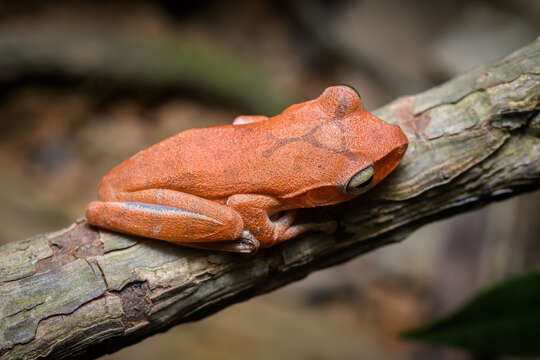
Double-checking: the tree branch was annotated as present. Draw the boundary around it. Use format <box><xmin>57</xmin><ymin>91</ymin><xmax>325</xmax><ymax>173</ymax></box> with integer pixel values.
<box><xmin>1</xmin><ymin>39</ymin><xmax>539</xmax><ymax>360</ymax></box>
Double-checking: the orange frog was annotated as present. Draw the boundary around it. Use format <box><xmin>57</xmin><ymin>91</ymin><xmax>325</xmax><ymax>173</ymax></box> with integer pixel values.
<box><xmin>86</xmin><ymin>86</ymin><xmax>408</xmax><ymax>253</ymax></box>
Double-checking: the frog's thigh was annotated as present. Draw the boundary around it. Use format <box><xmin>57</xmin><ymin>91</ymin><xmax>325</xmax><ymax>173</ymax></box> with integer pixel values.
<box><xmin>86</xmin><ymin>189</ymin><xmax>243</xmax><ymax>244</ymax></box>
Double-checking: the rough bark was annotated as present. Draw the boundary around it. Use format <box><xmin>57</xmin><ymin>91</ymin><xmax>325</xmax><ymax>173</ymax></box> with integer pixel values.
<box><xmin>1</xmin><ymin>39</ymin><xmax>539</xmax><ymax>360</ymax></box>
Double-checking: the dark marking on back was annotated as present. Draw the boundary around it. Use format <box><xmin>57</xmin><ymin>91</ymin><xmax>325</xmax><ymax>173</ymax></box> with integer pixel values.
<box><xmin>334</xmin><ymin>92</ymin><xmax>349</xmax><ymax>123</ymax></box>
<box><xmin>262</xmin><ymin>92</ymin><xmax>357</xmax><ymax>160</ymax></box>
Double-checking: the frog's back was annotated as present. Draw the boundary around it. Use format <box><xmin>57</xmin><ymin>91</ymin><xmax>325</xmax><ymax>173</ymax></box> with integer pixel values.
<box><xmin>97</xmin><ymin>85</ymin><xmax>396</xmax><ymax>201</ymax></box>
<box><xmin>99</xmin><ymin>116</ymin><xmax>347</xmax><ymax>200</ymax></box>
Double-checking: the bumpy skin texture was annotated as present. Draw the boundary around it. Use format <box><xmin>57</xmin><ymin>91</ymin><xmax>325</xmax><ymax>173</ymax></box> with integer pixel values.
<box><xmin>86</xmin><ymin>86</ymin><xmax>408</xmax><ymax>253</ymax></box>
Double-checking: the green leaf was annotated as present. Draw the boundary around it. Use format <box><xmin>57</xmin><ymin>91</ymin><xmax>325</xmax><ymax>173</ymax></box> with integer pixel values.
<box><xmin>402</xmin><ymin>270</ymin><xmax>540</xmax><ymax>356</ymax></box>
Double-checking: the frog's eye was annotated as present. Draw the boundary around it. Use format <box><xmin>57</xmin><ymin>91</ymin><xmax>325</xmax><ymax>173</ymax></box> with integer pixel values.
<box><xmin>319</xmin><ymin>85</ymin><xmax>363</xmax><ymax>115</ymax></box>
<box><xmin>344</xmin><ymin>166</ymin><xmax>374</xmax><ymax>195</ymax></box>
<box><xmin>337</xmin><ymin>85</ymin><xmax>361</xmax><ymax>100</ymax></box>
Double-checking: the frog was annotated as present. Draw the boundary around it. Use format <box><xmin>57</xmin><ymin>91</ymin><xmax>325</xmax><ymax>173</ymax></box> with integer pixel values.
<box><xmin>86</xmin><ymin>85</ymin><xmax>408</xmax><ymax>253</ymax></box>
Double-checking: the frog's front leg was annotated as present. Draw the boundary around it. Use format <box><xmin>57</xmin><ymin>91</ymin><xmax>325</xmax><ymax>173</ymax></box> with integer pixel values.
<box><xmin>232</xmin><ymin>115</ymin><xmax>268</xmax><ymax>125</ymax></box>
<box><xmin>227</xmin><ymin>194</ymin><xmax>335</xmax><ymax>248</ymax></box>
<box><xmin>85</xmin><ymin>189</ymin><xmax>255</xmax><ymax>252</ymax></box>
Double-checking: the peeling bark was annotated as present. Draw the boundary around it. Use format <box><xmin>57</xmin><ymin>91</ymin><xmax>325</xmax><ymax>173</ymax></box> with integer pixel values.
<box><xmin>1</xmin><ymin>39</ymin><xmax>539</xmax><ymax>360</ymax></box>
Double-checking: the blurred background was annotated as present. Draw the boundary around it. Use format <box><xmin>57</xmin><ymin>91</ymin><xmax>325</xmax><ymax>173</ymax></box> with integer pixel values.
<box><xmin>0</xmin><ymin>1</ymin><xmax>539</xmax><ymax>359</ymax></box>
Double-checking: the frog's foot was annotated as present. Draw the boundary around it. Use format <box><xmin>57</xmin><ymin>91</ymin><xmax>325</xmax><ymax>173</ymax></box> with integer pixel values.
<box><xmin>182</xmin><ymin>231</ymin><xmax>259</xmax><ymax>254</ymax></box>
<box><xmin>86</xmin><ymin>189</ymin><xmax>245</xmax><ymax>248</ymax></box>
<box><xmin>227</xmin><ymin>194</ymin><xmax>336</xmax><ymax>248</ymax></box>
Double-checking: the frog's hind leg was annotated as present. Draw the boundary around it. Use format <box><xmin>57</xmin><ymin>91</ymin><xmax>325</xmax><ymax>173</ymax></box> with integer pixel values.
<box><xmin>86</xmin><ymin>189</ymin><xmax>249</xmax><ymax>251</ymax></box>
<box><xmin>227</xmin><ymin>194</ymin><xmax>337</xmax><ymax>248</ymax></box>
<box><xmin>180</xmin><ymin>233</ymin><xmax>259</xmax><ymax>254</ymax></box>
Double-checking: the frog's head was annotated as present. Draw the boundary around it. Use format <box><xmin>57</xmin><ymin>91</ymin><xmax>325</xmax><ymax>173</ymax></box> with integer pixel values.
<box><xmin>276</xmin><ymin>85</ymin><xmax>407</xmax><ymax>207</ymax></box>
<box><xmin>316</xmin><ymin>85</ymin><xmax>408</xmax><ymax>196</ymax></box>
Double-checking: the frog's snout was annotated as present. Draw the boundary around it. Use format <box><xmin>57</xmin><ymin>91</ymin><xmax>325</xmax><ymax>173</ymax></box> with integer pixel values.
<box><xmin>395</xmin><ymin>127</ymin><xmax>408</xmax><ymax>153</ymax></box>
<box><xmin>391</xmin><ymin>124</ymin><xmax>408</xmax><ymax>161</ymax></box>
<box><xmin>397</xmin><ymin>123</ymin><xmax>408</xmax><ymax>143</ymax></box>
